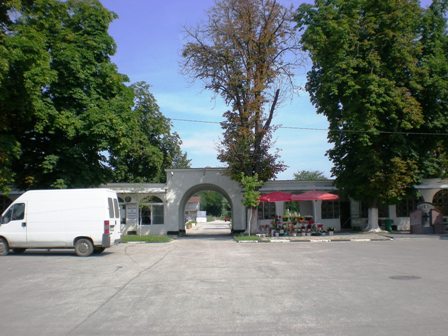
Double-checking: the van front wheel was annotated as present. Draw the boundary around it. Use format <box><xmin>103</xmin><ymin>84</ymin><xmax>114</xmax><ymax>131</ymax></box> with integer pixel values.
<box><xmin>0</xmin><ymin>238</ymin><xmax>9</xmax><ymax>256</ymax></box>
<box><xmin>74</xmin><ymin>238</ymin><xmax>94</xmax><ymax>257</ymax></box>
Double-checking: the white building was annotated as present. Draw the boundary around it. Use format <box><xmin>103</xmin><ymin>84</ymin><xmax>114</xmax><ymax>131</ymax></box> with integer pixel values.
<box><xmin>1</xmin><ymin>169</ymin><xmax>447</xmax><ymax>235</ymax></box>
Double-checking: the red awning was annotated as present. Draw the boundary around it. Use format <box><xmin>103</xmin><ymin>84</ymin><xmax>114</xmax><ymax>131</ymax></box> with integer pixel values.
<box><xmin>259</xmin><ymin>191</ymin><xmax>292</xmax><ymax>202</ymax></box>
<box><xmin>291</xmin><ymin>191</ymin><xmax>339</xmax><ymax>201</ymax></box>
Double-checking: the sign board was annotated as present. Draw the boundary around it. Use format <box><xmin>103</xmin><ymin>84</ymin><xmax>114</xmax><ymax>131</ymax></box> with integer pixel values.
<box><xmin>197</xmin><ymin>210</ymin><xmax>207</xmax><ymax>223</ymax></box>
<box><xmin>126</xmin><ymin>203</ymin><xmax>138</xmax><ymax>224</ymax></box>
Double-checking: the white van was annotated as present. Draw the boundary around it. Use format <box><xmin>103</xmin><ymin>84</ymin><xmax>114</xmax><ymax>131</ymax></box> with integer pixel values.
<box><xmin>0</xmin><ymin>189</ymin><xmax>121</xmax><ymax>256</ymax></box>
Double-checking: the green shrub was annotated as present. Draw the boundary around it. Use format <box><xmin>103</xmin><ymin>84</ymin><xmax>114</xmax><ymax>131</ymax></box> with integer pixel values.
<box><xmin>122</xmin><ymin>235</ymin><xmax>171</xmax><ymax>243</ymax></box>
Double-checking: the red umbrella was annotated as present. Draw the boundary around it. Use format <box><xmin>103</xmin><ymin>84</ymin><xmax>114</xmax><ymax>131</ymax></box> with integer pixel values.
<box><xmin>291</xmin><ymin>191</ymin><xmax>339</xmax><ymax>201</ymax></box>
<box><xmin>259</xmin><ymin>191</ymin><xmax>292</xmax><ymax>202</ymax></box>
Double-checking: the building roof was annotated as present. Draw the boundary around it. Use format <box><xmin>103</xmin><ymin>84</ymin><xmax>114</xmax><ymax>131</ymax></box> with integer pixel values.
<box><xmin>105</xmin><ymin>183</ymin><xmax>166</xmax><ymax>194</ymax></box>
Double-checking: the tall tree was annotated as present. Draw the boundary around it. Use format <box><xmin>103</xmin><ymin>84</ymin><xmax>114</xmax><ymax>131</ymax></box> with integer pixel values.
<box><xmin>0</xmin><ymin>0</ymin><xmax>21</xmax><ymax>193</ymax></box>
<box><xmin>0</xmin><ymin>0</ymin><xmax>138</xmax><ymax>189</ymax></box>
<box><xmin>297</xmin><ymin>0</ymin><xmax>424</xmax><ymax>230</ymax></box>
<box><xmin>110</xmin><ymin>82</ymin><xmax>190</xmax><ymax>183</ymax></box>
<box><xmin>182</xmin><ymin>0</ymin><xmax>300</xmax><ymax>182</ymax></box>
<box><xmin>417</xmin><ymin>0</ymin><xmax>448</xmax><ymax>178</ymax></box>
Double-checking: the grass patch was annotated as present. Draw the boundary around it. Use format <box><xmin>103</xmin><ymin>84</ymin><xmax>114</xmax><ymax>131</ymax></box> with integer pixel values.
<box><xmin>122</xmin><ymin>235</ymin><xmax>172</xmax><ymax>243</ymax></box>
<box><xmin>233</xmin><ymin>234</ymin><xmax>261</xmax><ymax>242</ymax></box>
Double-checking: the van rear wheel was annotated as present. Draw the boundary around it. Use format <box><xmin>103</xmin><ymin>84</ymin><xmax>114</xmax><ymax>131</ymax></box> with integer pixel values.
<box><xmin>0</xmin><ymin>238</ymin><xmax>9</xmax><ymax>256</ymax></box>
<box><xmin>74</xmin><ymin>238</ymin><xmax>94</xmax><ymax>257</ymax></box>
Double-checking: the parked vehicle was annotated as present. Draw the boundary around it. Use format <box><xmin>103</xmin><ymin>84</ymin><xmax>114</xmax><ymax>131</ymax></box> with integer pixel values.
<box><xmin>0</xmin><ymin>189</ymin><xmax>121</xmax><ymax>256</ymax></box>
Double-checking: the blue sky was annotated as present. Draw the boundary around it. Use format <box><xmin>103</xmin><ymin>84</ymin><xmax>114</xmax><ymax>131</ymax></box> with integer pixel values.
<box><xmin>100</xmin><ymin>0</ymin><xmax>431</xmax><ymax>180</ymax></box>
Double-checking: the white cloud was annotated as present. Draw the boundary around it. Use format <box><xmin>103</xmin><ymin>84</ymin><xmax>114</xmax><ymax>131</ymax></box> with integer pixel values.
<box><xmin>156</xmin><ymin>90</ymin><xmax>227</xmax><ymax>118</ymax></box>
<box><xmin>182</xmin><ymin>133</ymin><xmax>220</xmax><ymax>156</ymax></box>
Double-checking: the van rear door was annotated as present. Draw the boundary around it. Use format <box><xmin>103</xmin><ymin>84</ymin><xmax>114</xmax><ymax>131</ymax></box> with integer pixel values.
<box><xmin>107</xmin><ymin>197</ymin><xmax>120</xmax><ymax>243</ymax></box>
<box><xmin>0</xmin><ymin>202</ymin><xmax>28</xmax><ymax>247</ymax></box>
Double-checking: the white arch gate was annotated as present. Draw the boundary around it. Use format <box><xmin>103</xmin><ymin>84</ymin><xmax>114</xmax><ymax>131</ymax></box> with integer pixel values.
<box><xmin>165</xmin><ymin>168</ymin><xmax>246</xmax><ymax>234</ymax></box>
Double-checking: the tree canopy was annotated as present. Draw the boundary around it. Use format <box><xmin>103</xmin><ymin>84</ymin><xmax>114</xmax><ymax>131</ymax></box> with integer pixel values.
<box><xmin>0</xmin><ymin>0</ymin><xmax>189</xmax><ymax>191</ymax></box>
<box><xmin>198</xmin><ymin>191</ymin><xmax>229</xmax><ymax>217</ymax></box>
<box><xmin>293</xmin><ymin>170</ymin><xmax>328</xmax><ymax>181</ymax></box>
<box><xmin>182</xmin><ymin>0</ymin><xmax>300</xmax><ymax>182</ymax></box>
<box><xmin>296</xmin><ymin>0</ymin><xmax>427</xmax><ymax>208</ymax></box>
<box><xmin>110</xmin><ymin>82</ymin><xmax>190</xmax><ymax>183</ymax></box>
<box><xmin>417</xmin><ymin>0</ymin><xmax>448</xmax><ymax>178</ymax></box>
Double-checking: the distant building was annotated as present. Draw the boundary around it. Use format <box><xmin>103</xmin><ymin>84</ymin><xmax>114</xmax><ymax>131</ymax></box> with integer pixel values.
<box><xmin>185</xmin><ymin>196</ymin><xmax>200</xmax><ymax>222</ymax></box>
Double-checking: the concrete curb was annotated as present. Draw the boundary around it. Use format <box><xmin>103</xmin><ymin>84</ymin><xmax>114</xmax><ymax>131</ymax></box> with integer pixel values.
<box><xmin>235</xmin><ymin>234</ymin><xmax>394</xmax><ymax>243</ymax></box>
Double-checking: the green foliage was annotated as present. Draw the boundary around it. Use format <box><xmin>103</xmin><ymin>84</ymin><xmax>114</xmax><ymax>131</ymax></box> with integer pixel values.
<box><xmin>1</xmin><ymin>0</ymin><xmax>134</xmax><ymax>189</ymax></box>
<box><xmin>0</xmin><ymin>1</ymin><xmax>189</xmax><ymax>190</ymax></box>
<box><xmin>294</xmin><ymin>170</ymin><xmax>328</xmax><ymax>181</ymax></box>
<box><xmin>297</xmin><ymin>0</ymin><xmax>426</xmax><ymax>206</ymax></box>
<box><xmin>416</xmin><ymin>0</ymin><xmax>448</xmax><ymax>178</ymax></box>
<box><xmin>240</xmin><ymin>173</ymin><xmax>263</xmax><ymax>208</ymax></box>
<box><xmin>198</xmin><ymin>191</ymin><xmax>228</xmax><ymax>217</ymax></box>
<box><xmin>110</xmin><ymin>82</ymin><xmax>190</xmax><ymax>183</ymax></box>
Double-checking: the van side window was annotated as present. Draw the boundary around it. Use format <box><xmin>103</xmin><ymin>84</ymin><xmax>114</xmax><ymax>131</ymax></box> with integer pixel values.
<box><xmin>1</xmin><ymin>203</ymin><xmax>25</xmax><ymax>224</ymax></box>
<box><xmin>108</xmin><ymin>198</ymin><xmax>114</xmax><ymax>218</ymax></box>
<box><xmin>12</xmin><ymin>203</ymin><xmax>25</xmax><ymax>220</ymax></box>
<box><xmin>113</xmin><ymin>198</ymin><xmax>120</xmax><ymax>218</ymax></box>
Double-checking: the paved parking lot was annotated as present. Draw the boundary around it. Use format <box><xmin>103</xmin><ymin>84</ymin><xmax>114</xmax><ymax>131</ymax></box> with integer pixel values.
<box><xmin>1</xmin><ymin>236</ymin><xmax>448</xmax><ymax>336</ymax></box>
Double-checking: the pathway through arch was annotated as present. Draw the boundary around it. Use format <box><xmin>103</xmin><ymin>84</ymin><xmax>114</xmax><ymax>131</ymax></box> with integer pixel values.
<box><xmin>186</xmin><ymin>219</ymin><xmax>232</xmax><ymax>236</ymax></box>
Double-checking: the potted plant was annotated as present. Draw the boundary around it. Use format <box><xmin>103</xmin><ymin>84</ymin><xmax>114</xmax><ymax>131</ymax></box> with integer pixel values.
<box><xmin>327</xmin><ymin>227</ymin><xmax>335</xmax><ymax>236</ymax></box>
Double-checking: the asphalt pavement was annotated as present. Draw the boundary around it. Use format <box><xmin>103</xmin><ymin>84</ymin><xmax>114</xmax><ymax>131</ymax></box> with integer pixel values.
<box><xmin>1</xmin><ymin>228</ymin><xmax>448</xmax><ymax>335</ymax></box>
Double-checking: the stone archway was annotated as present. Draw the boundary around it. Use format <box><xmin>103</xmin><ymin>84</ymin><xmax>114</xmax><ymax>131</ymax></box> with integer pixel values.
<box><xmin>179</xmin><ymin>183</ymin><xmax>233</xmax><ymax>234</ymax></box>
<box><xmin>164</xmin><ymin>168</ymin><xmax>246</xmax><ymax>234</ymax></box>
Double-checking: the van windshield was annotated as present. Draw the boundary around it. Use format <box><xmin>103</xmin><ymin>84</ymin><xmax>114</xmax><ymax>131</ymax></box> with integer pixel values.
<box><xmin>1</xmin><ymin>209</ymin><xmax>12</xmax><ymax>224</ymax></box>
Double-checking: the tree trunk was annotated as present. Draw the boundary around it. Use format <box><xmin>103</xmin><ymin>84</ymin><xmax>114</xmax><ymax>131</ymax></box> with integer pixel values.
<box><xmin>367</xmin><ymin>207</ymin><xmax>381</xmax><ymax>232</ymax></box>
<box><xmin>246</xmin><ymin>207</ymin><xmax>258</xmax><ymax>235</ymax></box>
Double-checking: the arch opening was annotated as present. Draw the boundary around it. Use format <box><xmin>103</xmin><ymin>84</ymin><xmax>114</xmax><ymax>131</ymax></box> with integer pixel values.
<box><xmin>433</xmin><ymin>189</ymin><xmax>448</xmax><ymax>216</ymax></box>
<box><xmin>179</xmin><ymin>184</ymin><xmax>233</xmax><ymax>237</ymax></box>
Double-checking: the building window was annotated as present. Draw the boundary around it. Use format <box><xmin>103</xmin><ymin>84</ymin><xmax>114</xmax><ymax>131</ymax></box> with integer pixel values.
<box><xmin>140</xmin><ymin>196</ymin><xmax>164</xmax><ymax>225</ymax></box>
<box><xmin>258</xmin><ymin>202</ymin><xmax>276</xmax><ymax>220</ymax></box>
<box><xmin>433</xmin><ymin>190</ymin><xmax>448</xmax><ymax>215</ymax></box>
<box><xmin>321</xmin><ymin>201</ymin><xmax>340</xmax><ymax>219</ymax></box>
<box><xmin>152</xmin><ymin>204</ymin><xmax>164</xmax><ymax>224</ymax></box>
